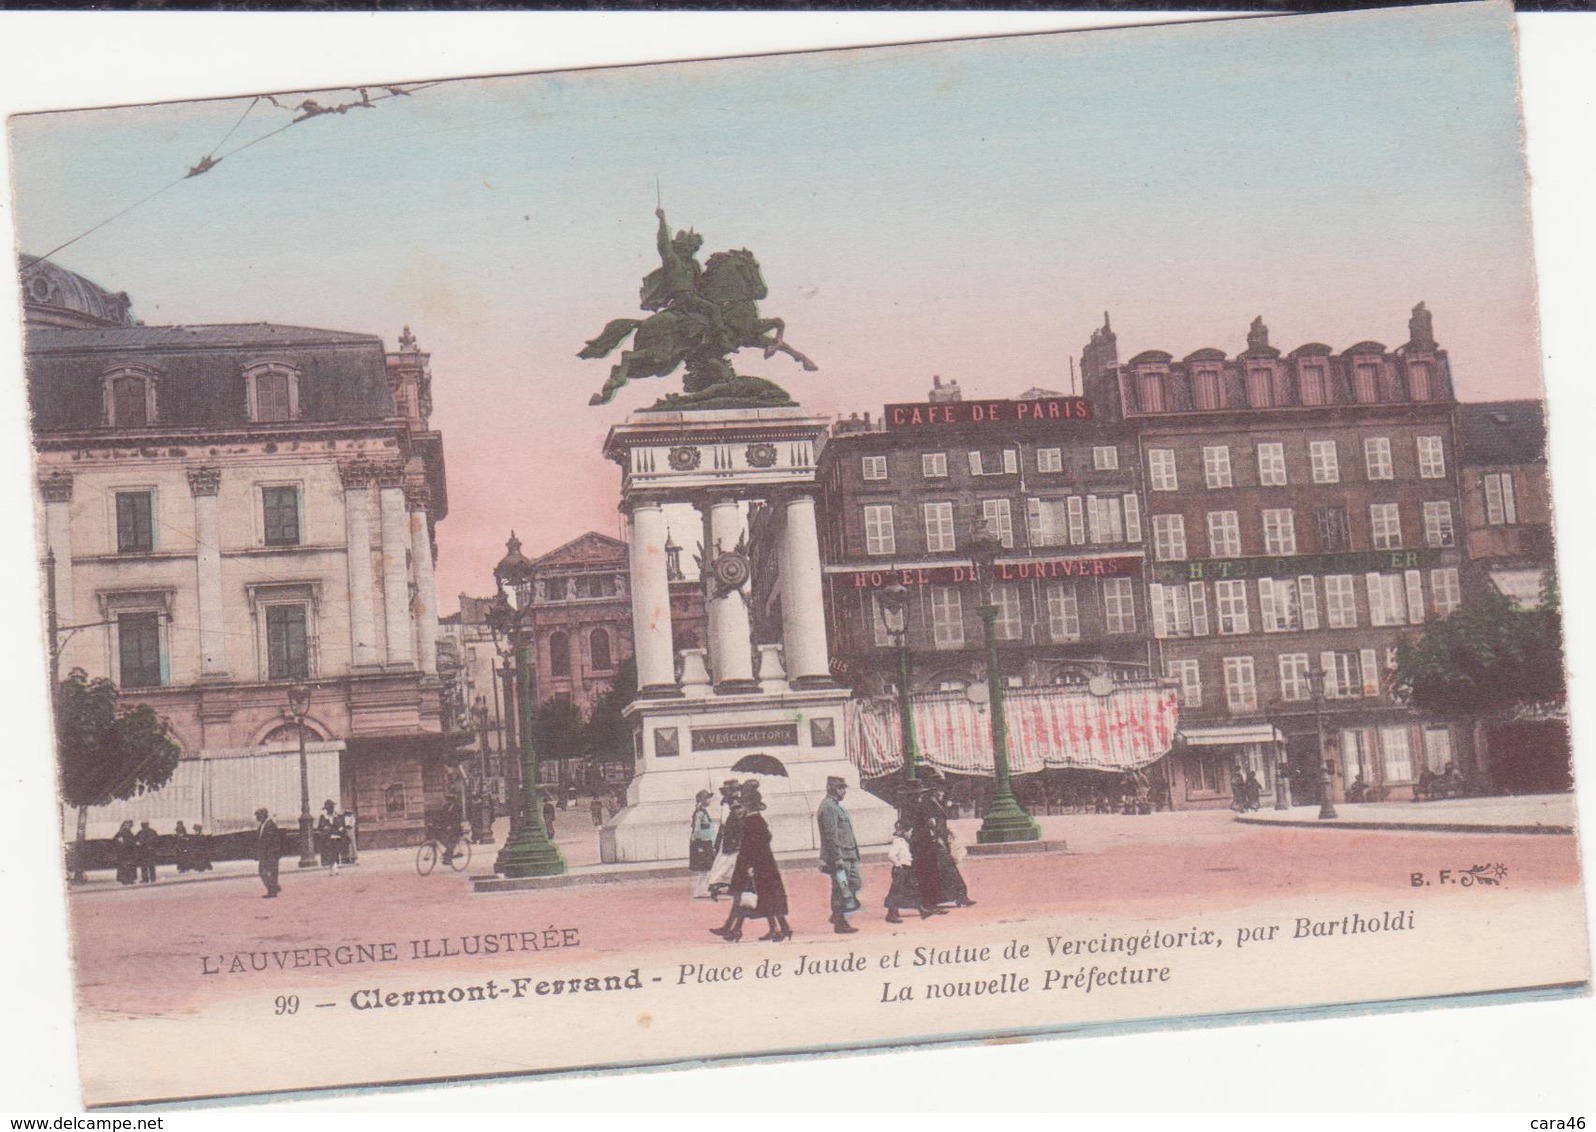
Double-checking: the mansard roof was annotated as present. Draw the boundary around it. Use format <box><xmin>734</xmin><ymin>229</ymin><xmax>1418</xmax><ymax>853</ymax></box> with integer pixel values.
<box><xmin>1458</xmin><ymin>400</ymin><xmax>1547</xmax><ymax>466</ymax></box>
<box><xmin>26</xmin><ymin>320</ymin><xmax>395</xmax><ymax>431</ymax></box>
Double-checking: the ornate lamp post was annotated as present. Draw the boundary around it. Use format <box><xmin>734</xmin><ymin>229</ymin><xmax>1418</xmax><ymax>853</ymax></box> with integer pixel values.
<box><xmin>471</xmin><ymin>696</ymin><xmax>495</xmax><ymax>843</ymax></box>
<box><xmin>287</xmin><ymin>683</ymin><xmax>319</xmax><ymax>868</ymax></box>
<box><xmin>487</xmin><ymin>533</ymin><xmax>567</xmax><ymax>877</ymax></box>
<box><xmin>1310</xmin><ymin>664</ymin><xmax>1338</xmax><ymax>820</ymax></box>
<box><xmin>967</xmin><ymin>519</ymin><xmax>1040</xmax><ymax>844</ymax></box>
<box><xmin>877</xmin><ymin>582</ymin><xmax>920</xmax><ymax>786</ymax></box>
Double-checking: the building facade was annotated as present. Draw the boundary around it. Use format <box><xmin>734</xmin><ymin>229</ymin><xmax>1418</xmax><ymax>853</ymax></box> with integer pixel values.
<box><xmin>1456</xmin><ymin>399</ymin><xmax>1567</xmax><ymax>794</ymax></box>
<box><xmin>1082</xmin><ymin>306</ymin><xmax>1476</xmax><ymax>806</ymax></box>
<box><xmin>816</xmin><ymin>387</ymin><xmax>1154</xmax><ymax>694</ymax></box>
<box><xmin>529</xmin><ymin>532</ymin><xmax>633</xmax><ymax>716</ymax></box>
<box><xmin>26</xmin><ymin>255</ymin><xmax>455</xmax><ymax>846</ymax></box>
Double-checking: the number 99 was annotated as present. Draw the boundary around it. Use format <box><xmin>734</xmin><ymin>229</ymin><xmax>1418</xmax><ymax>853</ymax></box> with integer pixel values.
<box><xmin>274</xmin><ymin>994</ymin><xmax>299</xmax><ymax>1016</ymax></box>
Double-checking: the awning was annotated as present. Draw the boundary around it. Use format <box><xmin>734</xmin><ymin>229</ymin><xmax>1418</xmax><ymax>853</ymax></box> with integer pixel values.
<box><xmin>1177</xmin><ymin>723</ymin><xmax>1283</xmax><ymax>747</ymax></box>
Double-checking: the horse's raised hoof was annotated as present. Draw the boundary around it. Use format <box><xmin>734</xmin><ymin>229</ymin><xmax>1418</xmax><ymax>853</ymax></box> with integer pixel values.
<box><xmin>802</xmin><ymin>361</ymin><xmax>818</xmax><ymax>372</ymax></box>
<box><xmin>589</xmin><ymin>393</ymin><xmax>608</xmax><ymax>406</ymax></box>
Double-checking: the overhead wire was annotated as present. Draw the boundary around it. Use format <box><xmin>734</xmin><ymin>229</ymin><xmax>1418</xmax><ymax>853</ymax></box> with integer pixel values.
<box><xmin>22</xmin><ymin>82</ymin><xmax>448</xmax><ymax>271</ymax></box>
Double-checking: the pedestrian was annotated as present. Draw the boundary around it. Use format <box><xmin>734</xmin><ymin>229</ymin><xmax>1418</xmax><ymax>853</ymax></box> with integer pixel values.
<box><xmin>173</xmin><ymin>821</ymin><xmax>191</xmax><ymax>873</ymax></box>
<box><xmin>816</xmin><ymin>775</ymin><xmax>862</xmax><ymax>934</ymax></box>
<box><xmin>111</xmin><ymin>820</ymin><xmax>137</xmax><ymax>886</ymax></box>
<box><xmin>883</xmin><ymin>819</ymin><xmax>920</xmax><ymax>924</ymax></box>
<box><xmin>705</xmin><ymin>779</ymin><xmax>743</xmax><ymax>902</ymax></box>
<box><xmin>688</xmin><ymin>789</ymin><xmax>717</xmax><ymax>899</ymax></box>
<box><xmin>134</xmin><ymin>820</ymin><xmax>159</xmax><ymax>884</ymax></box>
<box><xmin>315</xmin><ymin>800</ymin><xmax>347</xmax><ymax>871</ymax></box>
<box><xmin>1244</xmin><ymin>769</ymin><xmax>1263</xmax><ymax>813</ymax></box>
<box><xmin>254</xmin><ymin>807</ymin><xmax>281</xmax><ymax>899</ymax></box>
<box><xmin>189</xmin><ymin>824</ymin><xmax>213</xmax><ymax>872</ymax></box>
<box><xmin>542</xmin><ymin>792</ymin><xmax>558</xmax><ymax>839</ymax></box>
<box><xmin>590</xmin><ymin>794</ymin><xmax>605</xmax><ymax>827</ymax></box>
<box><xmin>713</xmin><ymin>783</ymin><xmax>790</xmax><ymax>942</ymax></box>
<box><xmin>925</xmin><ymin>786</ymin><xmax>975</xmax><ymax>908</ymax></box>
<box><xmin>905</xmin><ymin>785</ymin><xmax>947</xmax><ymax>917</ymax></box>
<box><xmin>342</xmin><ymin>809</ymin><xmax>359</xmax><ymax>864</ymax></box>
<box><xmin>1230</xmin><ymin>768</ymin><xmax>1249</xmax><ymax>811</ymax></box>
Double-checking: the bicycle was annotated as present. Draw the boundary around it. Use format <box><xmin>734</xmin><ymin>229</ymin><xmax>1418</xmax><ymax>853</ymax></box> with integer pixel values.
<box><xmin>416</xmin><ymin>834</ymin><xmax>472</xmax><ymax>876</ymax></box>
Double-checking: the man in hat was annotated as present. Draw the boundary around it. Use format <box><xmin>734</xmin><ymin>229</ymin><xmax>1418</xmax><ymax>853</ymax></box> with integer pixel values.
<box><xmin>254</xmin><ymin>807</ymin><xmax>281</xmax><ymax>898</ymax></box>
<box><xmin>817</xmin><ymin>776</ymin><xmax>862</xmax><ymax>934</ymax></box>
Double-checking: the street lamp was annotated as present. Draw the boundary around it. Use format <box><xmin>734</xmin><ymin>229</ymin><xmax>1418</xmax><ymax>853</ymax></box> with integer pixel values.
<box><xmin>967</xmin><ymin>518</ymin><xmax>1040</xmax><ymax>844</ymax></box>
<box><xmin>877</xmin><ymin>582</ymin><xmax>921</xmax><ymax>786</ymax></box>
<box><xmin>487</xmin><ymin>532</ymin><xmax>566</xmax><ymax>877</ymax></box>
<box><xmin>471</xmin><ymin>696</ymin><xmax>495</xmax><ymax>844</ymax></box>
<box><xmin>287</xmin><ymin>682</ymin><xmax>319</xmax><ymax>868</ymax></box>
<box><xmin>1309</xmin><ymin>664</ymin><xmax>1338</xmax><ymax>820</ymax></box>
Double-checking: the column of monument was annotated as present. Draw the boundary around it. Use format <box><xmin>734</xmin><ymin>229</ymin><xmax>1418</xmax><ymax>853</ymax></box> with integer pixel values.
<box><xmin>706</xmin><ymin>495</ymin><xmax>756</xmax><ymax>692</ymax></box>
<box><xmin>780</xmin><ymin>491</ymin><xmax>831</xmax><ymax>686</ymax></box>
<box><xmin>628</xmin><ymin>499</ymin><xmax>678</xmax><ymax>695</ymax></box>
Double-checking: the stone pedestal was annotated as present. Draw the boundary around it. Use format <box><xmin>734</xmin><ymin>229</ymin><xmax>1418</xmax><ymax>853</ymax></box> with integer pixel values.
<box><xmin>599</xmin><ymin>684</ymin><xmax>894</xmax><ymax>862</ymax></box>
<box><xmin>600</xmin><ymin>407</ymin><xmax>893</xmax><ymax>862</ymax></box>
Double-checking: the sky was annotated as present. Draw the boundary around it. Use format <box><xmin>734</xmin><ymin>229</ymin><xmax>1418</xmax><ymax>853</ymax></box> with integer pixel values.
<box><xmin>7</xmin><ymin>2</ymin><xmax>1541</xmax><ymax>611</ymax></box>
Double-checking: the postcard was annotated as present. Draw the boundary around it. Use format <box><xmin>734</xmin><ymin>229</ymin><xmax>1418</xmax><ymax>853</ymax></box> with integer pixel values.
<box><xmin>3</xmin><ymin>2</ymin><xmax>1590</xmax><ymax>1109</ymax></box>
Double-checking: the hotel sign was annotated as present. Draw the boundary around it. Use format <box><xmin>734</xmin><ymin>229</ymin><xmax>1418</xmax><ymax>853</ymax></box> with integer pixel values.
<box><xmin>691</xmin><ymin>723</ymin><xmax>799</xmax><ymax>751</ymax></box>
<box><xmin>1149</xmin><ymin>549</ymin><xmax>1444</xmax><ymax>584</ymax></box>
<box><xmin>883</xmin><ymin>397</ymin><xmax>1092</xmax><ymax>430</ymax></box>
<box><xmin>844</xmin><ymin>556</ymin><xmax>1142</xmax><ymax>589</ymax></box>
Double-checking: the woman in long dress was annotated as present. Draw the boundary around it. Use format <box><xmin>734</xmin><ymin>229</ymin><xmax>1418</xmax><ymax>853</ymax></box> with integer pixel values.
<box><xmin>926</xmin><ymin>789</ymin><xmax>974</xmax><ymax>908</ymax></box>
<box><xmin>714</xmin><ymin>784</ymin><xmax>791</xmax><ymax>942</ymax></box>
<box><xmin>705</xmin><ymin>779</ymin><xmax>743</xmax><ymax>901</ymax></box>
<box><xmin>111</xmin><ymin>820</ymin><xmax>137</xmax><ymax>885</ymax></box>
<box><xmin>688</xmin><ymin>790</ymin><xmax>717</xmax><ymax>899</ymax></box>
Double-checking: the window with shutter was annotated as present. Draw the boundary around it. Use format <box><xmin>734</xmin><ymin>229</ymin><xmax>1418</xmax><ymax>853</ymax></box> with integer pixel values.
<box><xmin>1298</xmin><ymin>576</ymin><xmax>1319</xmax><ymax>630</ymax></box>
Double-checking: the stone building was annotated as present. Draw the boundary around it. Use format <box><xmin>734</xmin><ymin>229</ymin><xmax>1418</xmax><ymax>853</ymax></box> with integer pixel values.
<box><xmin>25</xmin><ymin>254</ymin><xmax>454</xmax><ymax>846</ymax></box>
<box><xmin>1456</xmin><ymin>399</ymin><xmax>1567</xmax><ymax>793</ymax></box>
<box><xmin>529</xmin><ymin>532</ymin><xmax>633</xmax><ymax>716</ymax></box>
<box><xmin>1457</xmin><ymin>400</ymin><xmax>1554</xmax><ymax>606</ymax></box>
<box><xmin>816</xmin><ymin>383</ymin><xmax>1153</xmax><ymax>697</ymax></box>
<box><xmin>1082</xmin><ymin>306</ymin><xmax>1475</xmax><ymax>806</ymax></box>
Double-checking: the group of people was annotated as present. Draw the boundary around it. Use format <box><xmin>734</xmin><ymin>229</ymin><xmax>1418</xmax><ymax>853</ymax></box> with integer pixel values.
<box><xmin>108</xmin><ymin>819</ymin><xmax>214</xmax><ymax>885</ymax></box>
<box><xmin>687</xmin><ymin>772</ymin><xmax>976</xmax><ymax>941</ymax></box>
<box><xmin>883</xmin><ymin>777</ymin><xmax>975</xmax><ymax>924</ymax></box>
<box><xmin>315</xmin><ymin>800</ymin><xmax>354</xmax><ymax>870</ymax></box>
<box><xmin>1230</xmin><ymin>768</ymin><xmax>1265</xmax><ymax>812</ymax></box>
<box><xmin>691</xmin><ymin>778</ymin><xmax>792</xmax><ymax>942</ymax></box>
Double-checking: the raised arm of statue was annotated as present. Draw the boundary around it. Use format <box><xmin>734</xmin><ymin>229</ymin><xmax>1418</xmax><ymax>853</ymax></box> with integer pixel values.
<box><xmin>655</xmin><ymin>208</ymin><xmax>674</xmax><ymax>264</ymax></box>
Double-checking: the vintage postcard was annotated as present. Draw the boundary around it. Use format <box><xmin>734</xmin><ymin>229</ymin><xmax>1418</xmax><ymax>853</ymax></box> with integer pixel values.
<box><xmin>4</xmin><ymin>2</ymin><xmax>1590</xmax><ymax>1109</ymax></box>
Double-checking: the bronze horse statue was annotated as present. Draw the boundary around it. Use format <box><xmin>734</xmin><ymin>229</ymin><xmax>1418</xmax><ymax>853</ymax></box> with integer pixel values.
<box><xmin>581</xmin><ymin>245</ymin><xmax>816</xmax><ymax>407</ymax></box>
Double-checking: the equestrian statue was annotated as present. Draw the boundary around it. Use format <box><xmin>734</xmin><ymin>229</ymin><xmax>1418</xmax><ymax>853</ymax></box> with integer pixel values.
<box><xmin>581</xmin><ymin>208</ymin><xmax>817</xmax><ymax>409</ymax></box>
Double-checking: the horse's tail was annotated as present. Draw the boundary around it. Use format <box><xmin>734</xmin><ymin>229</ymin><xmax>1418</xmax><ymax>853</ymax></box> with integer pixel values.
<box><xmin>578</xmin><ymin>319</ymin><xmax>641</xmax><ymax>359</ymax></box>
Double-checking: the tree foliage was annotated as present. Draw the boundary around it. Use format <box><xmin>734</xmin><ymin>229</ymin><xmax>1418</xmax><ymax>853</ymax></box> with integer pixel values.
<box><xmin>56</xmin><ymin>668</ymin><xmax>182</xmax><ymax>809</ymax></box>
<box><xmin>1394</xmin><ymin>590</ymin><xmax>1565</xmax><ymax>719</ymax></box>
<box><xmin>583</xmin><ymin>655</ymin><xmax>637</xmax><ymax>762</ymax></box>
<box><xmin>530</xmin><ymin>696</ymin><xmax>586</xmax><ymax>763</ymax></box>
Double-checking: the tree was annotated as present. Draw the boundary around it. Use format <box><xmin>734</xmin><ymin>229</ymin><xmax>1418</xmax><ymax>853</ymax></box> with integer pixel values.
<box><xmin>531</xmin><ymin>698</ymin><xmax>586</xmax><ymax>762</ymax></box>
<box><xmin>56</xmin><ymin>668</ymin><xmax>182</xmax><ymax>873</ymax></box>
<box><xmin>1394</xmin><ymin>590</ymin><xmax>1565</xmax><ymax>719</ymax></box>
<box><xmin>583</xmin><ymin>655</ymin><xmax>637</xmax><ymax>767</ymax></box>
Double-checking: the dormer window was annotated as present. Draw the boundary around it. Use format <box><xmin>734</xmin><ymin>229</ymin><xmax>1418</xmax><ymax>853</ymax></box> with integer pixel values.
<box><xmin>102</xmin><ymin>365</ymin><xmax>158</xmax><ymax>426</ymax></box>
<box><xmin>245</xmin><ymin>362</ymin><xmax>302</xmax><ymax>422</ymax></box>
